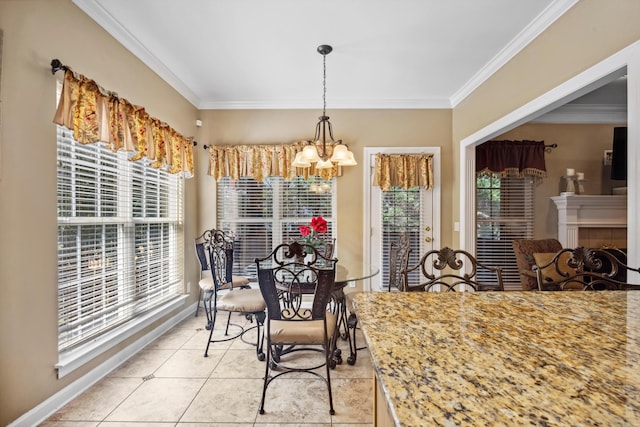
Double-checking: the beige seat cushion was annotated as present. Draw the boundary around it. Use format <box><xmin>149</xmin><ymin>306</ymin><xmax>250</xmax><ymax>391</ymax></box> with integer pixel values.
<box><xmin>199</xmin><ymin>274</ymin><xmax>250</xmax><ymax>291</ymax></box>
<box><xmin>269</xmin><ymin>312</ymin><xmax>337</xmax><ymax>344</ymax></box>
<box><xmin>217</xmin><ymin>288</ymin><xmax>266</xmax><ymax>312</ymax></box>
<box><xmin>533</xmin><ymin>252</ymin><xmax>575</xmax><ymax>283</ymax></box>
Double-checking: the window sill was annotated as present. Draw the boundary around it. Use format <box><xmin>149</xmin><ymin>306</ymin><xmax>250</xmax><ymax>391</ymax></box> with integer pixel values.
<box><xmin>55</xmin><ymin>295</ymin><xmax>188</xmax><ymax>379</ymax></box>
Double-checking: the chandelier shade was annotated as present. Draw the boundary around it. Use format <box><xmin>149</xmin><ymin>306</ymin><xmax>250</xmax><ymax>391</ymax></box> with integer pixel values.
<box><xmin>296</xmin><ymin>45</ymin><xmax>357</xmax><ymax>169</ymax></box>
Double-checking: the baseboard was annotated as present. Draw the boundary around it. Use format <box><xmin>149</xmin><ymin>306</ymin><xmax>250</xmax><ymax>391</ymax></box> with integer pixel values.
<box><xmin>7</xmin><ymin>302</ymin><xmax>197</xmax><ymax>427</ymax></box>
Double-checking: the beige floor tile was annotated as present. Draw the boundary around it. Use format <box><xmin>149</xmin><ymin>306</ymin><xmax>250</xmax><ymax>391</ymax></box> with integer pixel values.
<box><xmin>330</xmin><ymin>347</ymin><xmax>373</xmax><ymax>380</ymax></box>
<box><xmin>181</xmin><ymin>322</ymin><xmax>243</xmax><ymax>352</ymax></box>
<box><xmin>39</xmin><ymin>421</ymin><xmax>99</xmax><ymax>426</ymax></box>
<box><xmin>255</xmin><ymin>424</ymin><xmax>330</xmax><ymax>427</ymax></box>
<box><xmin>177</xmin><ymin>423</ymin><xmax>252</xmax><ymax>427</ymax></box>
<box><xmin>228</xmin><ymin>323</ymin><xmax>263</xmax><ymax>351</ymax></box>
<box><xmin>104</xmin><ymin>378</ymin><xmax>205</xmax><ymax>422</ymax></box>
<box><xmin>47</xmin><ymin>377</ymin><xmax>141</xmax><ymax>421</ymax></box>
<box><xmin>255</xmin><ymin>378</ymin><xmax>333</xmax><ymax>424</ymax></box>
<box><xmin>145</xmin><ymin>327</ymin><xmax>198</xmax><ymax>350</ymax></box>
<box><xmin>210</xmin><ymin>348</ymin><xmax>265</xmax><ymax>379</ymax></box>
<box><xmin>154</xmin><ymin>348</ymin><xmax>224</xmax><ymax>378</ymax></box>
<box><xmin>107</xmin><ymin>349</ymin><xmax>175</xmax><ymax>378</ymax></box>
<box><xmin>179</xmin><ymin>378</ymin><xmax>262</xmax><ymax>423</ymax></box>
<box><xmin>331</xmin><ymin>378</ymin><xmax>373</xmax><ymax>424</ymax></box>
<box><xmin>175</xmin><ymin>313</ymin><xmax>208</xmax><ymax>329</ymax></box>
<box><xmin>98</xmin><ymin>423</ymin><xmax>175</xmax><ymax>426</ymax></box>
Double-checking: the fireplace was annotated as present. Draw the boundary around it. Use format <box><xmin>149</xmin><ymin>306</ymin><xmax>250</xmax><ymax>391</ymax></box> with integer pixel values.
<box><xmin>551</xmin><ymin>194</ymin><xmax>627</xmax><ymax>248</ymax></box>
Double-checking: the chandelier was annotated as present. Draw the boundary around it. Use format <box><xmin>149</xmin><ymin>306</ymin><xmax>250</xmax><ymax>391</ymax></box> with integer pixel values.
<box><xmin>293</xmin><ymin>45</ymin><xmax>357</xmax><ymax>170</ymax></box>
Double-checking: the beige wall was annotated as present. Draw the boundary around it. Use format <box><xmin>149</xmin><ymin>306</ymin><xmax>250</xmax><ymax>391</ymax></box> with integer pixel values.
<box><xmin>2</xmin><ymin>0</ymin><xmax>639</xmax><ymax>424</ymax></box>
<box><xmin>197</xmin><ymin>109</ymin><xmax>453</xmax><ymax>269</ymax></box>
<box><xmin>496</xmin><ymin>123</ymin><xmax>621</xmax><ymax>238</ymax></box>
<box><xmin>0</xmin><ymin>1</ymin><xmax>199</xmax><ymax>424</ymax></box>
<box><xmin>452</xmin><ymin>0</ymin><xmax>640</xmax><ymax>233</ymax></box>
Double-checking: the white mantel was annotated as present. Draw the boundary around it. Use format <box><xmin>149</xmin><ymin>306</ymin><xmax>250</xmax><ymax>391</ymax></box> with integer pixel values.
<box><xmin>551</xmin><ymin>194</ymin><xmax>627</xmax><ymax>247</ymax></box>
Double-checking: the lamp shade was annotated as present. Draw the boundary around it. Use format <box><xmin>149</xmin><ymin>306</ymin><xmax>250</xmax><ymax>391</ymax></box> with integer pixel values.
<box><xmin>315</xmin><ymin>158</ymin><xmax>333</xmax><ymax>169</ymax></box>
<box><xmin>338</xmin><ymin>151</ymin><xmax>358</xmax><ymax>166</ymax></box>
<box><xmin>330</xmin><ymin>143</ymin><xmax>350</xmax><ymax>161</ymax></box>
<box><xmin>302</xmin><ymin>143</ymin><xmax>321</xmax><ymax>162</ymax></box>
<box><xmin>292</xmin><ymin>152</ymin><xmax>311</xmax><ymax>168</ymax></box>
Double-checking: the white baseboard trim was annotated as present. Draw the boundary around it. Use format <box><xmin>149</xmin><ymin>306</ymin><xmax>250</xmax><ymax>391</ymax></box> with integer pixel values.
<box><xmin>8</xmin><ymin>302</ymin><xmax>198</xmax><ymax>427</ymax></box>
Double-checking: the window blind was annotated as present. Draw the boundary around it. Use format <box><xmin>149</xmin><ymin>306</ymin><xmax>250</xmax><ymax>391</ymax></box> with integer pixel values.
<box><xmin>217</xmin><ymin>176</ymin><xmax>335</xmax><ymax>278</ymax></box>
<box><xmin>476</xmin><ymin>175</ymin><xmax>534</xmax><ymax>290</ymax></box>
<box><xmin>57</xmin><ymin>126</ymin><xmax>184</xmax><ymax>352</ymax></box>
<box><xmin>380</xmin><ymin>186</ymin><xmax>422</xmax><ymax>290</ymax></box>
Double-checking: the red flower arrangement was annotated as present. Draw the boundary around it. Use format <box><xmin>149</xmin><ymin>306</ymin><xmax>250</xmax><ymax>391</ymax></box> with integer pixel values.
<box><xmin>298</xmin><ymin>215</ymin><xmax>328</xmax><ymax>245</ymax></box>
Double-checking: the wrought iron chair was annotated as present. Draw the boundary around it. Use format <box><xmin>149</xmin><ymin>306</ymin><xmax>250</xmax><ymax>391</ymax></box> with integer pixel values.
<box><xmin>402</xmin><ymin>247</ymin><xmax>505</xmax><ymax>292</ymax></box>
<box><xmin>342</xmin><ymin>234</ymin><xmax>412</xmax><ymax>366</ymax></box>
<box><xmin>388</xmin><ymin>234</ymin><xmax>412</xmax><ymax>292</ymax></box>
<box><xmin>202</xmin><ymin>229</ymin><xmax>266</xmax><ymax>360</ymax></box>
<box><xmin>255</xmin><ymin>241</ymin><xmax>338</xmax><ymax>415</ymax></box>
<box><xmin>195</xmin><ymin>229</ymin><xmax>251</xmax><ymax>319</ymax></box>
<box><xmin>533</xmin><ymin>246</ymin><xmax>640</xmax><ymax>291</ymax></box>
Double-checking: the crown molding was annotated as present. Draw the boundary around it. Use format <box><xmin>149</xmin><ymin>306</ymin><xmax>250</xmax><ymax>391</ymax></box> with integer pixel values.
<box><xmin>74</xmin><ymin>0</ymin><xmax>577</xmax><ymax>110</ymax></box>
<box><xmin>72</xmin><ymin>0</ymin><xmax>201</xmax><ymax>107</ymax></box>
<box><xmin>198</xmin><ymin>97</ymin><xmax>452</xmax><ymax>110</ymax></box>
<box><xmin>531</xmin><ymin>104</ymin><xmax>627</xmax><ymax>124</ymax></box>
<box><xmin>450</xmin><ymin>0</ymin><xmax>579</xmax><ymax>107</ymax></box>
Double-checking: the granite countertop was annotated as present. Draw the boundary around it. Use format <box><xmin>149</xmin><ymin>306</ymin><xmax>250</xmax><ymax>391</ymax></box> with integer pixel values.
<box><xmin>354</xmin><ymin>291</ymin><xmax>640</xmax><ymax>426</ymax></box>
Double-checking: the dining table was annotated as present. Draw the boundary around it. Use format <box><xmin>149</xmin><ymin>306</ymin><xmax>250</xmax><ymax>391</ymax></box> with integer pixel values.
<box><xmin>353</xmin><ymin>290</ymin><xmax>640</xmax><ymax>426</ymax></box>
<box><xmin>332</xmin><ymin>263</ymin><xmax>379</xmax><ymax>365</ymax></box>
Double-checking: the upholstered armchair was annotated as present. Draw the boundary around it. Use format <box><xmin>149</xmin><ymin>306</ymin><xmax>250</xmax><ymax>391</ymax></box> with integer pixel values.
<box><xmin>511</xmin><ymin>238</ymin><xmax>563</xmax><ymax>290</ymax></box>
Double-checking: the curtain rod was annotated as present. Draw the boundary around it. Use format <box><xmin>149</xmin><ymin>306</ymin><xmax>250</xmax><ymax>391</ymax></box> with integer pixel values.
<box><xmin>545</xmin><ymin>143</ymin><xmax>557</xmax><ymax>153</ymax></box>
<box><xmin>51</xmin><ymin>58</ymin><xmax>198</xmax><ymax>147</ymax></box>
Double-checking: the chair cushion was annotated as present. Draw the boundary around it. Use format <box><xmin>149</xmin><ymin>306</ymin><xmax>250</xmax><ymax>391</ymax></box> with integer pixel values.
<box><xmin>217</xmin><ymin>288</ymin><xmax>266</xmax><ymax>312</ymax></box>
<box><xmin>533</xmin><ymin>252</ymin><xmax>575</xmax><ymax>283</ymax></box>
<box><xmin>269</xmin><ymin>311</ymin><xmax>337</xmax><ymax>344</ymax></box>
<box><xmin>199</xmin><ymin>274</ymin><xmax>250</xmax><ymax>291</ymax></box>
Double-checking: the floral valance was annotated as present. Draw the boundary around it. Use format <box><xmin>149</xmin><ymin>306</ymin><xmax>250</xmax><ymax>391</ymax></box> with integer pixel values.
<box><xmin>53</xmin><ymin>69</ymin><xmax>194</xmax><ymax>177</ymax></box>
<box><xmin>476</xmin><ymin>140</ymin><xmax>546</xmax><ymax>179</ymax></box>
<box><xmin>208</xmin><ymin>141</ymin><xmax>341</xmax><ymax>182</ymax></box>
<box><xmin>373</xmin><ymin>153</ymin><xmax>434</xmax><ymax>191</ymax></box>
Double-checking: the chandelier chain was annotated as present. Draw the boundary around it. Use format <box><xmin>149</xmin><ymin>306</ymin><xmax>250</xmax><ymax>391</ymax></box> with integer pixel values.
<box><xmin>322</xmin><ymin>54</ymin><xmax>327</xmax><ymax>116</ymax></box>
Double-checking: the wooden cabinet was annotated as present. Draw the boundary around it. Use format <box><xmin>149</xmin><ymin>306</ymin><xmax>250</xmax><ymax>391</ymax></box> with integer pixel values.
<box><xmin>373</xmin><ymin>371</ymin><xmax>395</xmax><ymax>427</ymax></box>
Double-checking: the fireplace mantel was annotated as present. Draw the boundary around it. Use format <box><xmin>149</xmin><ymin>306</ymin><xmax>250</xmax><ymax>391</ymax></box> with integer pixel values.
<box><xmin>551</xmin><ymin>194</ymin><xmax>627</xmax><ymax>247</ymax></box>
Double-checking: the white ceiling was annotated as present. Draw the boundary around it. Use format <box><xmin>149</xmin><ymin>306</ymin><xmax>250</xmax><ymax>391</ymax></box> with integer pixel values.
<box><xmin>73</xmin><ymin>0</ymin><xmax>578</xmax><ymax>110</ymax></box>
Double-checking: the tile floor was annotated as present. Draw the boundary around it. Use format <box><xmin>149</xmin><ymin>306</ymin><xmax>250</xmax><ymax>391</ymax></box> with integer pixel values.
<box><xmin>41</xmin><ymin>311</ymin><xmax>374</xmax><ymax>426</ymax></box>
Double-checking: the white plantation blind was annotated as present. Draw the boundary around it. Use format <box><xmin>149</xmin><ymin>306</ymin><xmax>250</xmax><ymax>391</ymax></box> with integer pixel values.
<box><xmin>476</xmin><ymin>175</ymin><xmax>534</xmax><ymax>290</ymax></box>
<box><xmin>217</xmin><ymin>176</ymin><xmax>335</xmax><ymax>277</ymax></box>
<box><xmin>57</xmin><ymin>126</ymin><xmax>184</xmax><ymax>352</ymax></box>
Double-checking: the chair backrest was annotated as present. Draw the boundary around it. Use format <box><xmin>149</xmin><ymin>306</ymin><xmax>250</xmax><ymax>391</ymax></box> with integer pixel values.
<box><xmin>402</xmin><ymin>247</ymin><xmax>504</xmax><ymax>292</ymax></box>
<box><xmin>195</xmin><ymin>229</ymin><xmax>213</xmax><ymax>274</ymax></box>
<box><xmin>200</xmin><ymin>229</ymin><xmax>237</xmax><ymax>289</ymax></box>
<box><xmin>255</xmin><ymin>241</ymin><xmax>337</xmax><ymax>322</ymax></box>
<box><xmin>389</xmin><ymin>234</ymin><xmax>411</xmax><ymax>291</ymax></box>
<box><xmin>512</xmin><ymin>238</ymin><xmax>563</xmax><ymax>290</ymax></box>
<box><xmin>533</xmin><ymin>246</ymin><xmax>640</xmax><ymax>291</ymax></box>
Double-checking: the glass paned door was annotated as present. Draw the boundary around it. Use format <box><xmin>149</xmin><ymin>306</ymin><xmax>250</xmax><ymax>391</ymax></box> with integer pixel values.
<box><xmin>368</xmin><ymin>149</ymin><xmax>439</xmax><ymax>292</ymax></box>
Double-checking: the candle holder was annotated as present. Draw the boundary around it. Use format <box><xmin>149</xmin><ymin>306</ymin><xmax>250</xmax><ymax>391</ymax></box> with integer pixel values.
<box><xmin>562</xmin><ymin>175</ymin><xmax>577</xmax><ymax>194</ymax></box>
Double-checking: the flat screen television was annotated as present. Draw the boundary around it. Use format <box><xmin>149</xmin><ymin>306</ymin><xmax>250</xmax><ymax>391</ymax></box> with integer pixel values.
<box><xmin>611</xmin><ymin>126</ymin><xmax>627</xmax><ymax>181</ymax></box>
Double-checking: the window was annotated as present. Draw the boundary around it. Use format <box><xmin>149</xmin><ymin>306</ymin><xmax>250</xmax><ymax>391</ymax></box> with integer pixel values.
<box><xmin>476</xmin><ymin>175</ymin><xmax>534</xmax><ymax>290</ymax></box>
<box><xmin>380</xmin><ymin>186</ymin><xmax>423</xmax><ymax>290</ymax></box>
<box><xmin>57</xmin><ymin>126</ymin><xmax>184</xmax><ymax>354</ymax></box>
<box><xmin>216</xmin><ymin>176</ymin><xmax>335</xmax><ymax>277</ymax></box>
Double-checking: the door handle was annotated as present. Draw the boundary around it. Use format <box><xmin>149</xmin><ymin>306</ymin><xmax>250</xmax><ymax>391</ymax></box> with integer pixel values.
<box><xmin>425</xmin><ymin>237</ymin><xmax>432</xmax><ymax>243</ymax></box>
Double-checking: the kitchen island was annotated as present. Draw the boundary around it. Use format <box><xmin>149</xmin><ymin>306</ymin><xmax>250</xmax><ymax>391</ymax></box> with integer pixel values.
<box><xmin>353</xmin><ymin>291</ymin><xmax>640</xmax><ymax>426</ymax></box>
